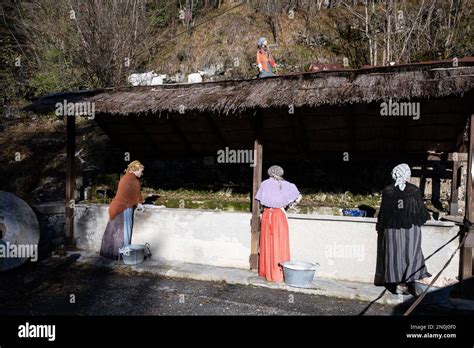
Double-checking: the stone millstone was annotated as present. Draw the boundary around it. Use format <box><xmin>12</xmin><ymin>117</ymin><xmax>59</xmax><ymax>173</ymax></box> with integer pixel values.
<box><xmin>0</xmin><ymin>191</ymin><xmax>40</xmax><ymax>271</ymax></box>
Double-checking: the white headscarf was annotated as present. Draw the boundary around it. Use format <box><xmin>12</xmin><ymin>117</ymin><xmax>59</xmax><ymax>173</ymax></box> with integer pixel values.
<box><xmin>268</xmin><ymin>165</ymin><xmax>284</xmax><ymax>190</ymax></box>
<box><xmin>391</xmin><ymin>163</ymin><xmax>411</xmax><ymax>191</ymax></box>
<box><xmin>268</xmin><ymin>165</ymin><xmax>284</xmax><ymax>181</ymax></box>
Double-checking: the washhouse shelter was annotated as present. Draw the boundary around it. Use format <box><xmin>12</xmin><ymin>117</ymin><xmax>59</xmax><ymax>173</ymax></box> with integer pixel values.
<box><xmin>27</xmin><ymin>58</ymin><xmax>474</xmax><ymax>280</ymax></box>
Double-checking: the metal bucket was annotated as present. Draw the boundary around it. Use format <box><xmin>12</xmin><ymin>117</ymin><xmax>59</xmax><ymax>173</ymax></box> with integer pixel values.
<box><xmin>119</xmin><ymin>244</ymin><xmax>151</xmax><ymax>265</ymax></box>
<box><xmin>280</xmin><ymin>261</ymin><xmax>319</xmax><ymax>288</ymax></box>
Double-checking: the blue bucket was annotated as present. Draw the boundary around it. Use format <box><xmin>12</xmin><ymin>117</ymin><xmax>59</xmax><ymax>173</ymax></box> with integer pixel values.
<box><xmin>342</xmin><ymin>209</ymin><xmax>366</xmax><ymax>217</ymax></box>
<box><xmin>280</xmin><ymin>261</ymin><xmax>319</xmax><ymax>288</ymax></box>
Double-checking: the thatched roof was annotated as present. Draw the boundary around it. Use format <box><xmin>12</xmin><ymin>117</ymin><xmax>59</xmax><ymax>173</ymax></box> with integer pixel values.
<box><xmin>26</xmin><ymin>58</ymin><xmax>474</xmax><ymax>116</ymax></box>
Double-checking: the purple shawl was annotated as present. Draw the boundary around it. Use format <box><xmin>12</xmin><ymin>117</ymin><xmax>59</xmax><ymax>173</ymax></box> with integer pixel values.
<box><xmin>255</xmin><ymin>178</ymin><xmax>300</xmax><ymax>208</ymax></box>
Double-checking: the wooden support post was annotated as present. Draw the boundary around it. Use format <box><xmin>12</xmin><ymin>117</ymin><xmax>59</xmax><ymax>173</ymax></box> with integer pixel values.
<box><xmin>460</xmin><ymin>114</ymin><xmax>474</xmax><ymax>281</ymax></box>
<box><xmin>250</xmin><ymin>112</ymin><xmax>263</xmax><ymax>270</ymax></box>
<box><xmin>450</xmin><ymin>159</ymin><xmax>460</xmax><ymax>216</ymax></box>
<box><xmin>65</xmin><ymin>115</ymin><xmax>76</xmax><ymax>246</ymax></box>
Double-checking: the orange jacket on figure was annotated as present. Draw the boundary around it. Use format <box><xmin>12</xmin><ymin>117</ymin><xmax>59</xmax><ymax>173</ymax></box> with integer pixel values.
<box><xmin>256</xmin><ymin>48</ymin><xmax>276</xmax><ymax>77</ymax></box>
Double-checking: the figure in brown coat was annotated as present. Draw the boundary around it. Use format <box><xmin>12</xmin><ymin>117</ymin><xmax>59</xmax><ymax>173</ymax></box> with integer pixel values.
<box><xmin>100</xmin><ymin>161</ymin><xmax>144</xmax><ymax>259</ymax></box>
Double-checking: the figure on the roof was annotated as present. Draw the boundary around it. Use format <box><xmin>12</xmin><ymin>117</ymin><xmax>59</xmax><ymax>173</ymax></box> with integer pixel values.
<box><xmin>375</xmin><ymin>163</ymin><xmax>432</xmax><ymax>296</ymax></box>
<box><xmin>100</xmin><ymin>160</ymin><xmax>145</xmax><ymax>259</ymax></box>
<box><xmin>256</xmin><ymin>37</ymin><xmax>277</xmax><ymax>78</ymax></box>
<box><xmin>255</xmin><ymin>165</ymin><xmax>302</xmax><ymax>282</ymax></box>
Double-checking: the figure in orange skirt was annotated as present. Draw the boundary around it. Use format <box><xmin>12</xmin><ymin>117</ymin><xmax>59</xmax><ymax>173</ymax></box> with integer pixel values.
<box><xmin>255</xmin><ymin>165</ymin><xmax>302</xmax><ymax>282</ymax></box>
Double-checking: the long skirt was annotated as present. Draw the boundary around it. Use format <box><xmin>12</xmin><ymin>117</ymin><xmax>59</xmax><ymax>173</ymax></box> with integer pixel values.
<box><xmin>100</xmin><ymin>207</ymin><xmax>134</xmax><ymax>260</ymax></box>
<box><xmin>259</xmin><ymin>62</ymin><xmax>274</xmax><ymax>78</ymax></box>
<box><xmin>259</xmin><ymin>208</ymin><xmax>290</xmax><ymax>282</ymax></box>
<box><xmin>375</xmin><ymin>225</ymin><xmax>431</xmax><ymax>285</ymax></box>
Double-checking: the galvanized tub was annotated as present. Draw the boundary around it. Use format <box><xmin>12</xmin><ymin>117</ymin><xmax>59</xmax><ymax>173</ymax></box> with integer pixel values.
<box><xmin>280</xmin><ymin>261</ymin><xmax>319</xmax><ymax>288</ymax></box>
<box><xmin>119</xmin><ymin>243</ymin><xmax>151</xmax><ymax>265</ymax></box>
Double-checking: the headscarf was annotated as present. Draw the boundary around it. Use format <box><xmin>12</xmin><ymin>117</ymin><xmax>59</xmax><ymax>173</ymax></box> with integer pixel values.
<box><xmin>268</xmin><ymin>165</ymin><xmax>284</xmax><ymax>190</ymax></box>
<box><xmin>268</xmin><ymin>165</ymin><xmax>284</xmax><ymax>180</ymax></box>
<box><xmin>257</xmin><ymin>37</ymin><xmax>267</xmax><ymax>47</ymax></box>
<box><xmin>391</xmin><ymin>163</ymin><xmax>411</xmax><ymax>191</ymax></box>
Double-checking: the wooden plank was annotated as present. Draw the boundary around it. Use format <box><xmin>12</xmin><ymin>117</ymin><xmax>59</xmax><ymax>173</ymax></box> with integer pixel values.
<box><xmin>460</xmin><ymin>114</ymin><xmax>474</xmax><ymax>280</ymax></box>
<box><xmin>65</xmin><ymin>116</ymin><xmax>75</xmax><ymax>245</ymax></box>
<box><xmin>408</xmin><ymin>168</ymin><xmax>453</xmax><ymax>180</ymax></box>
<box><xmin>460</xmin><ymin>246</ymin><xmax>473</xmax><ymax>281</ymax></box>
<box><xmin>250</xmin><ymin>112</ymin><xmax>263</xmax><ymax>270</ymax></box>
<box><xmin>425</xmin><ymin>152</ymin><xmax>468</xmax><ymax>161</ymax></box>
<box><xmin>448</xmin><ymin>152</ymin><xmax>468</xmax><ymax>161</ymax></box>
<box><xmin>442</xmin><ymin>215</ymin><xmax>464</xmax><ymax>224</ymax></box>
<box><xmin>466</xmin><ymin>230</ymin><xmax>474</xmax><ymax>248</ymax></box>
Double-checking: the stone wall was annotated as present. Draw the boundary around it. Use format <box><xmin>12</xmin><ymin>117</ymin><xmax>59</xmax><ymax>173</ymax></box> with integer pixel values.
<box><xmin>34</xmin><ymin>203</ymin><xmax>460</xmax><ymax>285</ymax></box>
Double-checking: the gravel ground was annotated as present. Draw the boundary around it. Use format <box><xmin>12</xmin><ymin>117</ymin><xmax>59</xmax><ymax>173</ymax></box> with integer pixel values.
<box><xmin>0</xmin><ymin>256</ymin><xmax>469</xmax><ymax>316</ymax></box>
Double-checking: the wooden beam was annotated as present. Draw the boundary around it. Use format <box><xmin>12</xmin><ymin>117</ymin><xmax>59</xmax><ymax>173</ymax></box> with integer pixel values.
<box><xmin>408</xmin><ymin>167</ymin><xmax>453</xmax><ymax>180</ymax></box>
<box><xmin>426</xmin><ymin>152</ymin><xmax>468</xmax><ymax>161</ymax></box>
<box><xmin>65</xmin><ymin>115</ymin><xmax>75</xmax><ymax>246</ymax></box>
<box><xmin>460</xmin><ymin>238</ymin><xmax>474</xmax><ymax>281</ymax></box>
<box><xmin>448</xmin><ymin>152</ymin><xmax>468</xmax><ymax>161</ymax></box>
<box><xmin>250</xmin><ymin>111</ymin><xmax>263</xmax><ymax>270</ymax></box>
<box><xmin>460</xmin><ymin>114</ymin><xmax>474</xmax><ymax>281</ymax></box>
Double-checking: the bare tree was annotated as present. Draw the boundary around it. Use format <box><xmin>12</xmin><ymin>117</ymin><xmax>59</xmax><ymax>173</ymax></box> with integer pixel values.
<box><xmin>12</xmin><ymin>0</ymin><xmax>174</xmax><ymax>88</ymax></box>
<box><xmin>343</xmin><ymin>0</ymin><xmax>470</xmax><ymax>65</ymax></box>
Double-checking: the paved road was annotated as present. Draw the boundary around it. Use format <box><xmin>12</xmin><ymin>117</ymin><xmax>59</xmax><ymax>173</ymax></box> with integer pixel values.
<box><xmin>0</xmin><ymin>257</ymin><xmax>397</xmax><ymax>316</ymax></box>
<box><xmin>0</xmin><ymin>257</ymin><xmax>468</xmax><ymax>316</ymax></box>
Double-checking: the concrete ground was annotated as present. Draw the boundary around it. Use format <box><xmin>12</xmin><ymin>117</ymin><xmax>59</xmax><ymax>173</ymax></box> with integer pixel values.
<box><xmin>1</xmin><ymin>252</ymin><xmax>473</xmax><ymax>316</ymax></box>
